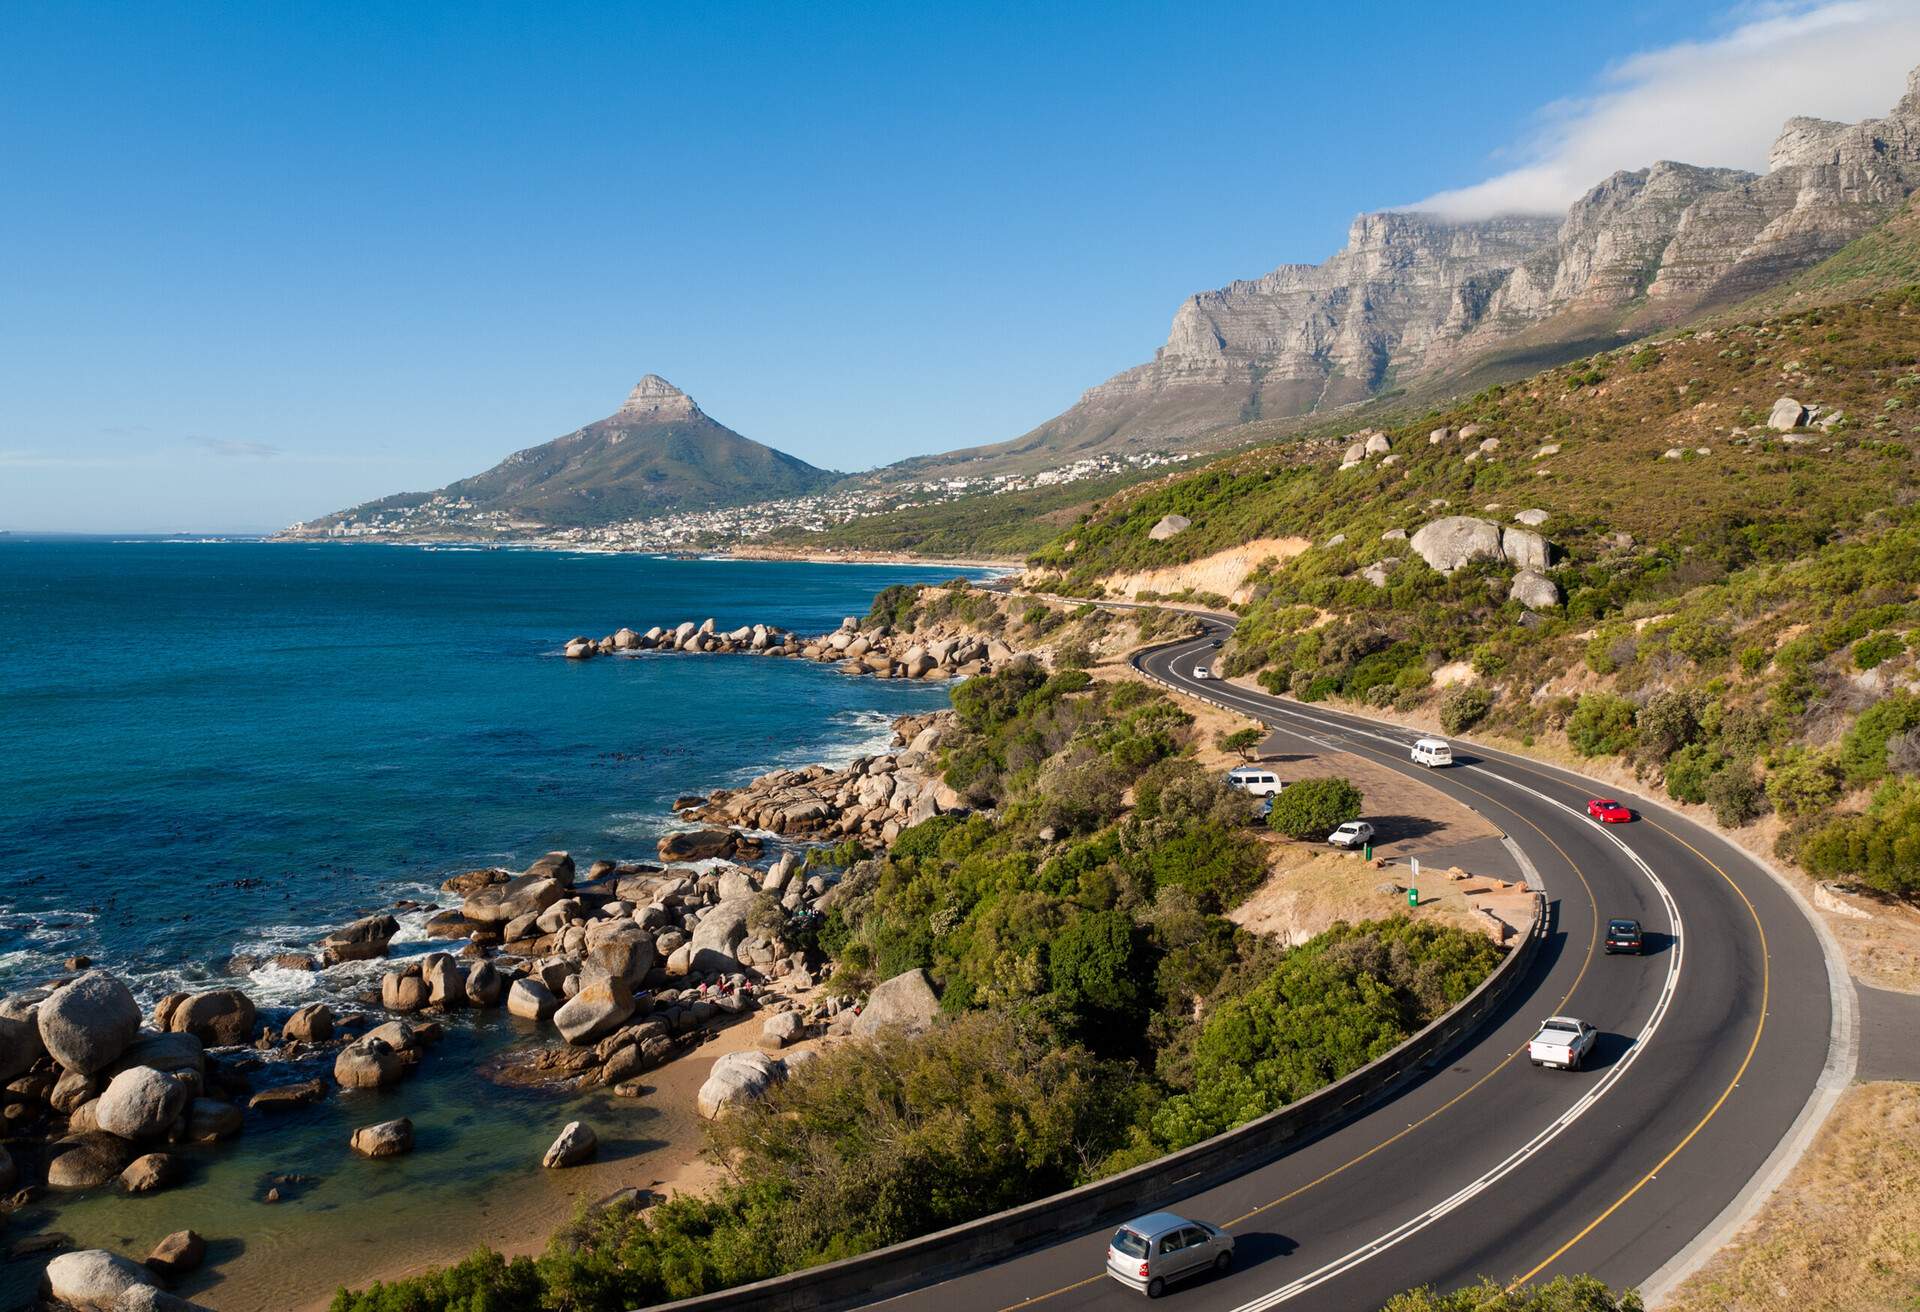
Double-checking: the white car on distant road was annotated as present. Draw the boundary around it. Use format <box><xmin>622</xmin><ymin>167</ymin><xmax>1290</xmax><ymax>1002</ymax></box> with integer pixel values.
<box><xmin>1192</xmin><ymin>664</ymin><xmax>1215</xmax><ymax>680</ymax></box>
<box><xmin>1529</xmin><ymin>1016</ymin><xmax>1599</xmax><ymax>1070</ymax></box>
<box><xmin>1327</xmin><ymin>820</ymin><xmax>1374</xmax><ymax>849</ymax></box>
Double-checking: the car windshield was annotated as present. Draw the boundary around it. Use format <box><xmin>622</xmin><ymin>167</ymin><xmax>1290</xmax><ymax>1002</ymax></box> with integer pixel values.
<box><xmin>1112</xmin><ymin>1230</ymin><xmax>1148</xmax><ymax>1259</ymax></box>
<box><xmin>1609</xmin><ymin>921</ymin><xmax>1639</xmax><ymax>934</ymax></box>
<box><xmin>1542</xmin><ymin>1021</ymin><xmax>1578</xmax><ymax>1034</ymax></box>
<box><xmin>1596</xmin><ymin>800</ymin><xmax>1619</xmax><ymax>809</ymax></box>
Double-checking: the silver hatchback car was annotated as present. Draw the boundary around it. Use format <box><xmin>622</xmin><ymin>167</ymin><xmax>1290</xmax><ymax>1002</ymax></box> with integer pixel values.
<box><xmin>1105</xmin><ymin>1211</ymin><xmax>1235</xmax><ymax>1297</ymax></box>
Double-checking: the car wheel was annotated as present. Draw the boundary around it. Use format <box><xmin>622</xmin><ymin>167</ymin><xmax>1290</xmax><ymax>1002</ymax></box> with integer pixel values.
<box><xmin>1569</xmin><ymin>1049</ymin><xmax>1583</xmax><ymax>1071</ymax></box>
<box><xmin>1147</xmin><ymin>1277</ymin><xmax>1165</xmax><ymax>1299</ymax></box>
<box><xmin>1214</xmin><ymin>1251</ymin><xmax>1232</xmax><ymax>1273</ymax></box>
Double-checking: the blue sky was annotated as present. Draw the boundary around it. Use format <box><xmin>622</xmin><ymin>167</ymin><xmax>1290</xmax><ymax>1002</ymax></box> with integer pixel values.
<box><xmin>4</xmin><ymin>1</ymin><xmax>1918</xmax><ymax>532</ymax></box>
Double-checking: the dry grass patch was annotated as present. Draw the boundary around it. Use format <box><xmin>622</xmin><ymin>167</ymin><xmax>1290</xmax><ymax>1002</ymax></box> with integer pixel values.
<box><xmin>1662</xmin><ymin>1080</ymin><xmax>1920</xmax><ymax>1312</ymax></box>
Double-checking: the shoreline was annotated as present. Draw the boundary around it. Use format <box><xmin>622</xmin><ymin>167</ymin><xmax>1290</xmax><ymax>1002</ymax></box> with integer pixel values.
<box><xmin>262</xmin><ymin>533</ymin><xmax>1024</xmax><ymax>573</ymax></box>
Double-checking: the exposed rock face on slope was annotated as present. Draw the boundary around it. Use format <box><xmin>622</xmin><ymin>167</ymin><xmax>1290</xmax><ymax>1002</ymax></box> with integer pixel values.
<box><xmin>291</xmin><ymin>376</ymin><xmax>839</xmax><ymax>533</ymax></box>
<box><xmin>921</xmin><ymin>69</ymin><xmax>1920</xmax><ymax>473</ymax></box>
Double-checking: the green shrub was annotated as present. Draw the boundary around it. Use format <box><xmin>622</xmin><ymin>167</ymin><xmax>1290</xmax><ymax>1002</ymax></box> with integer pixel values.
<box><xmin>1380</xmin><ymin>1276</ymin><xmax>1644</xmax><ymax>1312</ymax></box>
<box><xmin>1566</xmin><ymin>693</ymin><xmax>1637</xmax><ymax>757</ymax></box>
<box><xmin>1439</xmin><ymin>685</ymin><xmax>1493</xmax><ymax>735</ymax></box>
<box><xmin>1267</xmin><ymin>776</ymin><xmax>1364</xmax><ymax>839</ymax></box>
<box><xmin>1765</xmin><ymin>749</ymin><xmax>1844</xmax><ymax>819</ymax></box>
<box><xmin>1634</xmin><ymin>689</ymin><xmax>1704</xmax><ymax>762</ymax></box>
<box><xmin>1799</xmin><ymin>776</ymin><xmax>1920</xmax><ymax>895</ymax></box>
<box><xmin>1838</xmin><ymin>693</ymin><xmax>1920</xmax><ymax>787</ymax></box>
<box><xmin>1853</xmin><ymin>630</ymin><xmax>1905</xmax><ymax>670</ymax></box>
<box><xmin>1706</xmin><ymin>763</ymin><xmax>1768</xmax><ymax>828</ymax></box>
<box><xmin>1663</xmin><ymin>742</ymin><xmax>1724</xmax><ymax>805</ymax></box>
<box><xmin>330</xmin><ymin>1247</ymin><xmax>544</xmax><ymax>1311</ymax></box>
<box><xmin>1047</xmin><ymin>909</ymin><xmax>1143</xmax><ymax>1021</ymax></box>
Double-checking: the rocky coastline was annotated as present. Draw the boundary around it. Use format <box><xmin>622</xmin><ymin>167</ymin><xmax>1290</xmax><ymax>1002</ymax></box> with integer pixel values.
<box><xmin>2</xmin><ymin>711</ymin><xmax>956</xmax><ymax>1311</ymax></box>
<box><xmin>560</xmin><ymin>613</ymin><xmax>1024</xmax><ymax>681</ymax></box>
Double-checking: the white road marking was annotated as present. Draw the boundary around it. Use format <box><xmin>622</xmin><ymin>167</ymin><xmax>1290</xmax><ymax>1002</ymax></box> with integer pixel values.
<box><xmin>1137</xmin><ymin>635</ymin><xmax>1689</xmax><ymax>1308</ymax></box>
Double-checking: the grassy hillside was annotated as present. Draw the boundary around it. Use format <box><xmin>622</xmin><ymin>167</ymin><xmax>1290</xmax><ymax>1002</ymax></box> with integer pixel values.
<box><xmin>1030</xmin><ymin>287</ymin><xmax>1920</xmax><ymax>898</ymax></box>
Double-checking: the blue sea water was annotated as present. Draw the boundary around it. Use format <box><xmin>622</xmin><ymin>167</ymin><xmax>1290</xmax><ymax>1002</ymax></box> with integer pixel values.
<box><xmin>0</xmin><ymin>539</ymin><xmax>978</xmax><ymax>999</ymax></box>
<box><xmin>0</xmin><ymin>539</ymin><xmax>986</xmax><ymax>1309</ymax></box>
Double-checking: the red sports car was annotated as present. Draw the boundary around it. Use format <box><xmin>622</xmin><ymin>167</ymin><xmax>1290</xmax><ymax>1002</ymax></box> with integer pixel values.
<box><xmin>1587</xmin><ymin>798</ymin><xmax>1633</xmax><ymax>823</ymax></box>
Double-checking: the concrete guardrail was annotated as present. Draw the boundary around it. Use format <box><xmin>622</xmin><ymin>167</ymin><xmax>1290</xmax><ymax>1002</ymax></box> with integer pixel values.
<box><xmin>644</xmin><ymin>655</ymin><xmax>1550</xmax><ymax>1312</ymax></box>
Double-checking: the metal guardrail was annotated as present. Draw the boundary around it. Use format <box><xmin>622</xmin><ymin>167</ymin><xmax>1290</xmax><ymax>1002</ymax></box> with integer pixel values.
<box><xmin>641</xmin><ymin>634</ymin><xmax>1549</xmax><ymax>1312</ymax></box>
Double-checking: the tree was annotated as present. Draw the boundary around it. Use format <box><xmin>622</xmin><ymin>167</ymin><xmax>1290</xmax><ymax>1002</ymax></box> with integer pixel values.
<box><xmin>1047</xmin><ymin>909</ymin><xmax>1142</xmax><ymax>1021</ymax></box>
<box><xmin>1799</xmin><ymin>776</ymin><xmax>1920</xmax><ymax>896</ymax></box>
<box><xmin>1705</xmin><ymin>761</ymin><xmax>1768</xmax><ymax>828</ymax></box>
<box><xmin>1217</xmin><ymin>727</ymin><xmax>1263</xmax><ymax>761</ymax></box>
<box><xmin>1634</xmin><ymin>689</ymin><xmax>1704</xmax><ymax>763</ymax></box>
<box><xmin>1764</xmin><ymin>749</ymin><xmax>1843</xmax><ymax>819</ymax></box>
<box><xmin>1267</xmin><ymin>776</ymin><xmax>1364</xmax><ymax>840</ymax></box>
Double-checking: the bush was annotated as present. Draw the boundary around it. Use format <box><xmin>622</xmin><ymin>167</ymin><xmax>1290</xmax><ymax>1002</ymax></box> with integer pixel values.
<box><xmin>1765</xmin><ymin>749</ymin><xmax>1843</xmax><ymax>819</ymax></box>
<box><xmin>1838</xmin><ymin>693</ymin><xmax>1920</xmax><ymax>787</ymax></box>
<box><xmin>1663</xmin><ymin>742</ymin><xmax>1723</xmax><ymax>805</ymax></box>
<box><xmin>1267</xmin><ymin>776</ymin><xmax>1364</xmax><ymax>839</ymax></box>
<box><xmin>1799</xmin><ymin>776</ymin><xmax>1920</xmax><ymax>895</ymax></box>
<box><xmin>1634</xmin><ymin>689</ymin><xmax>1704</xmax><ymax>763</ymax></box>
<box><xmin>1439</xmin><ymin>685</ymin><xmax>1493</xmax><ymax>735</ymax></box>
<box><xmin>1380</xmin><ymin>1276</ymin><xmax>1644</xmax><ymax>1312</ymax></box>
<box><xmin>1566</xmin><ymin>693</ymin><xmax>1637</xmax><ymax>757</ymax></box>
<box><xmin>1853</xmin><ymin>631</ymin><xmax>1905</xmax><ymax>670</ymax></box>
<box><xmin>1047</xmin><ymin>909</ymin><xmax>1142</xmax><ymax>1021</ymax></box>
<box><xmin>1706</xmin><ymin>763</ymin><xmax>1768</xmax><ymax>828</ymax></box>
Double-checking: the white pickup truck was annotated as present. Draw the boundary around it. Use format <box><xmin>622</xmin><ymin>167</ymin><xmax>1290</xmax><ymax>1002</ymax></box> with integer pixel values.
<box><xmin>1528</xmin><ymin>1016</ymin><xmax>1599</xmax><ymax>1071</ymax></box>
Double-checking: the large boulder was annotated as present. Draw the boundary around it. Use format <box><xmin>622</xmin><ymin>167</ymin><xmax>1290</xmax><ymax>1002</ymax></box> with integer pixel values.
<box><xmin>284</xmin><ymin>1003</ymin><xmax>335</xmax><ymax>1042</ymax></box>
<box><xmin>506</xmin><ymin>977</ymin><xmax>559</xmax><ymax>1021</ymax></box>
<box><xmin>542</xmin><ymin>1119</ymin><xmax>596</xmax><ymax>1168</ymax></box>
<box><xmin>553</xmin><ymin>976</ymin><xmax>635</xmax><ymax>1044</ymax></box>
<box><xmin>333</xmin><ymin>1037</ymin><xmax>402</xmax><ymax>1089</ymax></box>
<box><xmin>105</xmin><ymin>1031</ymin><xmax>205</xmax><ymax>1091</ymax></box>
<box><xmin>158</xmin><ymin>988</ymin><xmax>256</xmax><ymax>1047</ymax></box>
<box><xmin>688</xmin><ymin>897</ymin><xmax>753</xmax><ymax>974</ymax></box>
<box><xmin>120</xmin><ymin>1152</ymin><xmax>182</xmax><ymax>1194</ymax></box>
<box><xmin>584</xmin><ymin>921</ymin><xmax>656</xmax><ymax>987</ymax></box>
<box><xmin>422</xmin><ymin>954</ymin><xmax>467</xmax><ymax>1007</ymax></box>
<box><xmin>38</xmin><ymin>971</ymin><xmax>141</xmax><ymax>1074</ymax></box>
<box><xmin>464</xmin><ymin>959</ymin><xmax>503</xmax><ymax>1006</ymax></box>
<box><xmin>319</xmin><ymin>914</ymin><xmax>400</xmax><ymax>965</ymax></box>
<box><xmin>1148</xmin><ymin>514</ymin><xmax>1191</xmax><ymax>541</ymax></box>
<box><xmin>1509</xmin><ymin>569</ymin><xmax>1563</xmax><ymax>610</ymax></box>
<box><xmin>1500</xmin><ymin>527</ymin><xmax>1552</xmax><ymax>573</ymax></box>
<box><xmin>184</xmin><ymin>1098</ymin><xmax>243</xmax><ymax>1143</ymax></box>
<box><xmin>381</xmin><ymin>971</ymin><xmax>429</xmax><ymax>1013</ymax></box>
<box><xmin>46</xmin><ymin>1133</ymin><xmax>133</xmax><ymax>1189</ymax></box>
<box><xmin>696</xmin><ymin>1050</ymin><xmax>784</xmax><ymax>1118</ymax></box>
<box><xmin>350</xmin><ymin>1117</ymin><xmax>414</xmax><ymax>1158</ymax></box>
<box><xmin>463</xmin><ymin>874</ymin><xmax>564</xmax><ymax>925</ymax></box>
<box><xmin>43</xmin><ymin>1249</ymin><xmax>158</xmax><ymax>1309</ymax></box>
<box><xmin>852</xmin><ymin>968</ymin><xmax>941</xmax><ymax>1039</ymax></box>
<box><xmin>1409</xmin><ymin>517</ymin><xmax>1505</xmax><ymax>574</ymax></box>
<box><xmin>95</xmin><ymin>1067</ymin><xmax>192</xmax><ymax>1140</ymax></box>
<box><xmin>144</xmin><ymin>1230</ymin><xmax>207</xmax><ymax>1280</ymax></box>
<box><xmin>1768</xmin><ymin>396</ymin><xmax>1809</xmax><ymax>431</ymax></box>
<box><xmin>658</xmin><ymin>828</ymin><xmax>737</xmax><ymax>862</ymax></box>
<box><xmin>525</xmin><ymin>850</ymin><xmax>576</xmax><ymax>888</ymax></box>
<box><xmin>0</xmin><ymin>993</ymin><xmax>46</xmax><ymax>1082</ymax></box>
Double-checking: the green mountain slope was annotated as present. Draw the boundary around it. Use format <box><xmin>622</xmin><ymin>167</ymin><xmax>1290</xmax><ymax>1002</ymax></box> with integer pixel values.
<box><xmin>296</xmin><ymin>376</ymin><xmax>838</xmax><ymax>533</ymax></box>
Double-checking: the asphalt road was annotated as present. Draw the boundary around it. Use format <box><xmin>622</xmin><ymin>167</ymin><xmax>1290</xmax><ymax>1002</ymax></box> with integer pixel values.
<box><xmin>878</xmin><ymin>618</ymin><xmax>1838</xmax><ymax>1312</ymax></box>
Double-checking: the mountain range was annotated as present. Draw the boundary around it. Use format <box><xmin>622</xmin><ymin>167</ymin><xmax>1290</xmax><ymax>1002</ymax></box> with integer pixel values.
<box><xmin>297</xmin><ymin>65</ymin><xmax>1920</xmax><ymax>533</ymax></box>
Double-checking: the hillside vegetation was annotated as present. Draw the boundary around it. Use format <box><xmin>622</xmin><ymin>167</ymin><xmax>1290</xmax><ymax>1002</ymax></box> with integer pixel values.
<box><xmin>1026</xmin><ymin>288</ymin><xmax>1920</xmax><ymax>899</ymax></box>
<box><xmin>333</xmin><ymin>661</ymin><xmax>1505</xmax><ymax>1310</ymax></box>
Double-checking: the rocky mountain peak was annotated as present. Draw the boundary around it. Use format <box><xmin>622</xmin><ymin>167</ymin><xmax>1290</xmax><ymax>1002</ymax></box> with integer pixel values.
<box><xmin>617</xmin><ymin>375</ymin><xmax>700</xmax><ymax>422</ymax></box>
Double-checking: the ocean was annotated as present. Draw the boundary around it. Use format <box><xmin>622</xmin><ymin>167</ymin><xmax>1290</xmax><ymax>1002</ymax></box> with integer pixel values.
<box><xmin>0</xmin><ymin>537</ymin><xmax>985</xmax><ymax>1308</ymax></box>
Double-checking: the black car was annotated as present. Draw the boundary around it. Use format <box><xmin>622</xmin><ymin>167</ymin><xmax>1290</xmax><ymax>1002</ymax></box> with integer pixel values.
<box><xmin>1604</xmin><ymin>918</ymin><xmax>1644</xmax><ymax>954</ymax></box>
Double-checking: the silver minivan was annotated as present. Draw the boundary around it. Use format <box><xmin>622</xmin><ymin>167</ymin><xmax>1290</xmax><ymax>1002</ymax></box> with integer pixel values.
<box><xmin>1105</xmin><ymin>1211</ymin><xmax>1234</xmax><ymax>1297</ymax></box>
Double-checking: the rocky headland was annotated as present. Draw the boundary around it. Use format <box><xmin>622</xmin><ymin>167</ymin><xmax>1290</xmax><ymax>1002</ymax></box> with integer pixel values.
<box><xmin>559</xmin><ymin>612</ymin><xmax>1026</xmax><ymax>681</ymax></box>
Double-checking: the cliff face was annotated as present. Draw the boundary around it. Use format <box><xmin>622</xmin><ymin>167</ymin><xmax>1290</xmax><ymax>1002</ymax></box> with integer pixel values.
<box><xmin>930</xmin><ymin>67</ymin><xmax>1920</xmax><ymax>474</ymax></box>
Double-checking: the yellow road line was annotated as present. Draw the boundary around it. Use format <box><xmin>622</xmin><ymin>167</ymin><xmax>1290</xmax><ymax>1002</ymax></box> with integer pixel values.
<box><xmin>989</xmin><ymin>707</ymin><xmax>1603</xmax><ymax>1312</ymax></box>
<box><xmin>1506</xmin><ymin>819</ymin><xmax>1770</xmax><ymax>1287</ymax></box>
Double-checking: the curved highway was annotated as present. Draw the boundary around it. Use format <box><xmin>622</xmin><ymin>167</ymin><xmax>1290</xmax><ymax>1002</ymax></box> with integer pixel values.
<box><xmin>877</xmin><ymin>615</ymin><xmax>1844</xmax><ymax>1312</ymax></box>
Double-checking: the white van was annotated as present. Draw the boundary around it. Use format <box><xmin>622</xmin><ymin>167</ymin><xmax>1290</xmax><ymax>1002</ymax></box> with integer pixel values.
<box><xmin>1227</xmin><ymin>766</ymin><xmax>1283</xmax><ymax>796</ymax></box>
<box><xmin>1411</xmin><ymin>737</ymin><xmax>1453</xmax><ymax>768</ymax></box>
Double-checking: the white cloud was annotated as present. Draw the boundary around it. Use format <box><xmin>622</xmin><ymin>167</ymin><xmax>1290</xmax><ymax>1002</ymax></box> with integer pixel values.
<box><xmin>1410</xmin><ymin>1</ymin><xmax>1920</xmax><ymax>219</ymax></box>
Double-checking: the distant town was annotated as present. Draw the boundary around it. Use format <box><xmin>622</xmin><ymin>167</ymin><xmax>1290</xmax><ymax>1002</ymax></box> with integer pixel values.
<box><xmin>284</xmin><ymin>449</ymin><xmax>1184</xmax><ymax>549</ymax></box>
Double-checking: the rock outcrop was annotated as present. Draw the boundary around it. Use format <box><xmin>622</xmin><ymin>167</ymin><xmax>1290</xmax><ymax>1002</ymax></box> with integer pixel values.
<box><xmin>696</xmin><ymin>1050</ymin><xmax>784</xmax><ymax>1118</ymax></box>
<box><xmin>38</xmin><ymin>971</ymin><xmax>141</xmax><ymax>1074</ymax></box>
<box><xmin>350</xmin><ymin>1117</ymin><xmax>414</xmax><ymax>1158</ymax></box>
<box><xmin>852</xmin><ymin>968</ymin><xmax>941</xmax><ymax>1039</ymax></box>
<box><xmin>43</xmin><ymin>1249</ymin><xmax>158</xmax><ymax>1310</ymax></box>
<box><xmin>542</xmin><ymin>1119</ymin><xmax>596</xmax><ymax>1167</ymax></box>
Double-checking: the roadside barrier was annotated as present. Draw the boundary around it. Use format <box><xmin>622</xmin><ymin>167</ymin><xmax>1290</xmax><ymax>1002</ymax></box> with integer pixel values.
<box><xmin>644</xmin><ymin>696</ymin><xmax>1549</xmax><ymax>1312</ymax></box>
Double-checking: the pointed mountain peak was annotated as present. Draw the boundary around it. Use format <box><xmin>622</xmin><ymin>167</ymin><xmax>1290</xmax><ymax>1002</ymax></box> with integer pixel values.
<box><xmin>616</xmin><ymin>374</ymin><xmax>700</xmax><ymax>422</ymax></box>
